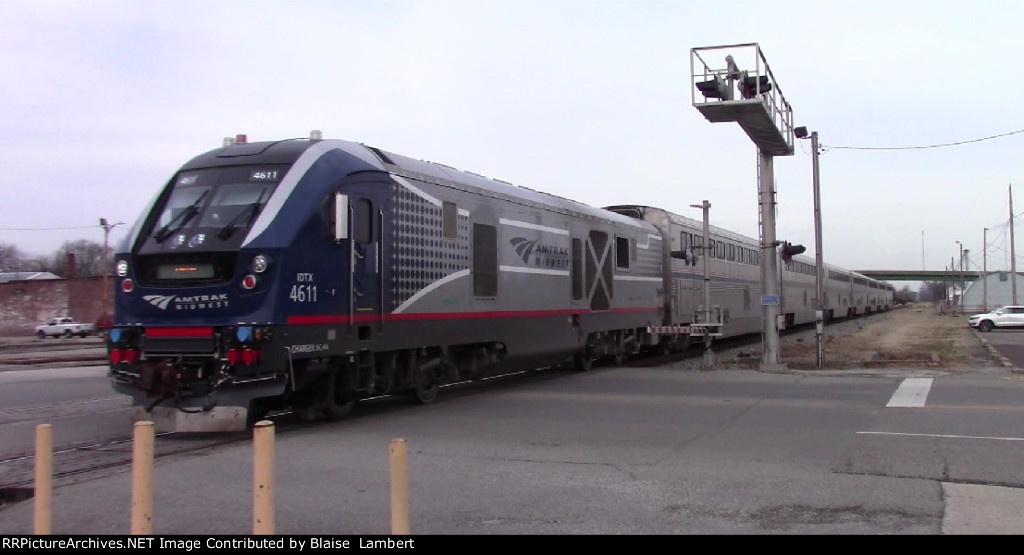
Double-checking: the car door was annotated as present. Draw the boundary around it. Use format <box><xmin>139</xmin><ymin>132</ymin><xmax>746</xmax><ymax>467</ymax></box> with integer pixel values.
<box><xmin>1009</xmin><ymin>307</ymin><xmax>1024</xmax><ymax>327</ymax></box>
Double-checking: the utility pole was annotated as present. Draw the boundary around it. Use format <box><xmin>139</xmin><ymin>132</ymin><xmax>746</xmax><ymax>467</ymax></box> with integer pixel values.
<box><xmin>983</xmin><ymin>227</ymin><xmax>988</xmax><ymax>312</ymax></box>
<box><xmin>944</xmin><ymin>264</ymin><xmax>950</xmax><ymax>312</ymax></box>
<box><xmin>1011</xmin><ymin>184</ymin><xmax>1018</xmax><ymax>305</ymax></box>
<box><xmin>956</xmin><ymin>242</ymin><xmax>963</xmax><ymax>315</ymax></box>
<box><xmin>950</xmin><ymin>257</ymin><xmax>956</xmax><ymax>312</ymax></box>
<box><xmin>962</xmin><ymin>249</ymin><xmax>969</xmax><ymax>314</ymax></box>
<box><xmin>100</xmin><ymin>218</ymin><xmax>111</xmax><ymax>316</ymax></box>
<box><xmin>99</xmin><ymin>218</ymin><xmax>123</xmax><ymax>321</ymax></box>
<box><xmin>691</xmin><ymin>200</ymin><xmax>716</xmax><ymax>369</ymax></box>
<box><xmin>810</xmin><ymin>130</ymin><xmax>824</xmax><ymax>368</ymax></box>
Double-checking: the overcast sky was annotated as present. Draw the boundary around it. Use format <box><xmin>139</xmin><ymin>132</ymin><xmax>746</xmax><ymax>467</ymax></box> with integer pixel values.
<box><xmin>2</xmin><ymin>0</ymin><xmax>1022</xmax><ymax>290</ymax></box>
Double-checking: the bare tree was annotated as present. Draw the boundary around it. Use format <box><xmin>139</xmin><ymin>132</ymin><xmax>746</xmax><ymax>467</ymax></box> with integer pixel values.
<box><xmin>0</xmin><ymin>242</ymin><xmax>38</xmax><ymax>272</ymax></box>
<box><xmin>30</xmin><ymin>255</ymin><xmax>55</xmax><ymax>274</ymax></box>
<box><xmin>893</xmin><ymin>285</ymin><xmax>916</xmax><ymax>304</ymax></box>
<box><xmin>51</xmin><ymin>239</ymin><xmax>109</xmax><ymax>278</ymax></box>
<box><xmin>920</xmin><ymin>281</ymin><xmax>948</xmax><ymax>302</ymax></box>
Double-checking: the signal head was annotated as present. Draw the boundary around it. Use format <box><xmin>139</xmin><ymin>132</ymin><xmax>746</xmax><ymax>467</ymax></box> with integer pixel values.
<box><xmin>695</xmin><ymin>76</ymin><xmax>732</xmax><ymax>101</ymax></box>
<box><xmin>739</xmin><ymin>74</ymin><xmax>771</xmax><ymax>99</ymax></box>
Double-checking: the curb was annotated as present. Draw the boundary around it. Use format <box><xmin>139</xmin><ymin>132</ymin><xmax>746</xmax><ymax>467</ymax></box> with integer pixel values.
<box><xmin>972</xmin><ymin>329</ymin><xmax>1023</xmax><ymax>373</ymax></box>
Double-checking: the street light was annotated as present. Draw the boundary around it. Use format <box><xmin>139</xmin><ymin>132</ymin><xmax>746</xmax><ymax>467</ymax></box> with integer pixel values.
<box><xmin>956</xmin><ymin>240</ymin><xmax>964</xmax><ymax>315</ymax></box>
<box><xmin>794</xmin><ymin>126</ymin><xmax>825</xmax><ymax>368</ymax></box>
<box><xmin>99</xmin><ymin>218</ymin><xmax>124</xmax><ymax>325</ymax></box>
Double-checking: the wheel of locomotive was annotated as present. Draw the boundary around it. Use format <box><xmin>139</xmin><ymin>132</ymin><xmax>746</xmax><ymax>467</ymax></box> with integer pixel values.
<box><xmin>321</xmin><ymin>363</ymin><xmax>355</xmax><ymax>420</ymax></box>
<box><xmin>36</xmin><ymin>330</ymin><xmax>45</xmax><ymax>339</ymax></box>
<box><xmin>611</xmin><ymin>351</ymin><xmax>627</xmax><ymax>366</ymax></box>
<box><xmin>322</xmin><ymin>393</ymin><xmax>354</xmax><ymax>420</ymax></box>
<box><xmin>573</xmin><ymin>350</ymin><xmax>594</xmax><ymax>371</ymax></box>
<box><xmin>323</xmin><ymin>375</ymin><xmax>355</xmax><ymax>420</ymax></box>
<box><xmin>411</xmin><ymin>364</ymin><xmax>439</xmax><ymax>405</ymax></box>
<box><xmin>63</xmin><ymin>329</ymin><xmax>73</xmax><ymax>339</ymax></box>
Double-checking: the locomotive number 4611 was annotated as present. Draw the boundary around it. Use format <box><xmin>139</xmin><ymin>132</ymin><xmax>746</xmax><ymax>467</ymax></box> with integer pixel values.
<box><xmin>290</xmin><ymin>285</ymin><xmax>317</xmax><ymax>302</ymax></box>
<box><xmin>251</xmin><ymin>170</ymin><xmax>279</xmax><ymax>181</ymax></box>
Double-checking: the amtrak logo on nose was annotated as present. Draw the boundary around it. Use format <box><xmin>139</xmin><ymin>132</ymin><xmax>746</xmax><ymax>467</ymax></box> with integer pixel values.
<box><xmin>144</xmin><ymin>295</ymin><xmax>176</xmax><ymax>310</ymax></box>
<box><xmin>143</xmin><ymin>293</ymin><xmax>229</xmax><ymax>310</ymax></box>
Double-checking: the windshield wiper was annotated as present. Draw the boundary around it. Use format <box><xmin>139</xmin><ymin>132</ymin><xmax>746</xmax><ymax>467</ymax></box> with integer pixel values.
<box><xmin>217</xmin><ymin>188</ymin><xmax>268</xmax><ymax>240</ymax></box>
<box><xmin>153</xmin><ymin>190</ymin><xmax>209</xmax><ymax>243</ymax></box>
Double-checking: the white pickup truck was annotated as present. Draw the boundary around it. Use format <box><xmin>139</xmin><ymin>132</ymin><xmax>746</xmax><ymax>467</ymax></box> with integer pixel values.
<box><xmin>35</xmin><ymin>317</ymin><xmax>96</xmax><ymax>339</ymax></box>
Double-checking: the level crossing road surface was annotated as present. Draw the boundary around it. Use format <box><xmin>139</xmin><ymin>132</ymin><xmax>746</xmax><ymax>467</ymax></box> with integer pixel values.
<box><xmin>975</xmin><ymin>328</ymin><xmax>1024</xmax><ymax>371</ymax></box>
<box><xmin>1</xmin><ymin>351</ymin><xmax>1023</xmax><ymax>535</ymax></box>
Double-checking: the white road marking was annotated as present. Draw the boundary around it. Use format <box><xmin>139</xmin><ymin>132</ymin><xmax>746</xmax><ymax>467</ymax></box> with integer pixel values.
<box><xmin>858</xmin><ymin>431</ymin><xmax>1024</xmax><ymax>442</ymax></box>
<box><xmin>886</xmin><ymin>377</ymin><xmax>933</xmax><ymax>407</ymax></box>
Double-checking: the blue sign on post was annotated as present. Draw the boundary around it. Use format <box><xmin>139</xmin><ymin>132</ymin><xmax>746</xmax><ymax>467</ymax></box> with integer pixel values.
<box><xmin>761</xmin><ymin>295</ymin><xmax>779</xmax><ymax>306</ymax></box>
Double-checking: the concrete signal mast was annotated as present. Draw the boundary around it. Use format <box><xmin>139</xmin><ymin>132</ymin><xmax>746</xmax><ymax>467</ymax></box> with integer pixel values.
<box><xmin>690</xmin><ymin>43</ymin><xmax>796</xmax><ymax>370</ymax></box>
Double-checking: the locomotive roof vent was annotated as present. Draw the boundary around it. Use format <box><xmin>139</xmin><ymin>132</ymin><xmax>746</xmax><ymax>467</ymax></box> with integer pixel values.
<box><xmin>310</xmin><ymin>129</ymin><xmax>323</xmax><ymax>141</ymax></box>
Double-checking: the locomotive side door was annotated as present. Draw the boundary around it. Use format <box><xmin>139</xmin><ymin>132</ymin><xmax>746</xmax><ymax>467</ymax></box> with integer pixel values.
<box><xmin>340</xmin><ymin>190</ymin><xmax>384</xmax><ymax>335</ymax></box>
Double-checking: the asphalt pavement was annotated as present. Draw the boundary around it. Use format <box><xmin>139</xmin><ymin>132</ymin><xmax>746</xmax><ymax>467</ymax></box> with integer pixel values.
<box><xmin>2</xmin><ymin>332</ymin><xmax>1024</xmax><ymax>535</ymax></box>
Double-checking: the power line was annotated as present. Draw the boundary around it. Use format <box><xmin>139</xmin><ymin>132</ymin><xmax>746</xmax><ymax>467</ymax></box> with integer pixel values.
<box><xmin>823</xmin><ymin>127</ymin><xmax>1024</xmax><ymax>151</ymax></box>
<box><xmin>0</xmin><ymin>225</ymin><xmax>107</xmax><ymax>231</ymax></box>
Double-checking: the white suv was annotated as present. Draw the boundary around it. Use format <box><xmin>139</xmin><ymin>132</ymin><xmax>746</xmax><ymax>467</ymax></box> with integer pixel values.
<box><xmin>968</xmin><ymin>306</ymin><xmax>1024</xmax><ymax>332</ymax></box>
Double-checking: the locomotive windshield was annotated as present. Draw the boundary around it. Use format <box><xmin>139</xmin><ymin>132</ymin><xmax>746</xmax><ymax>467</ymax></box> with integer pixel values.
<box><xmin>145</xmin><ymin>165</ymin><xmax>287</xmax><ymax>249</ymax></box>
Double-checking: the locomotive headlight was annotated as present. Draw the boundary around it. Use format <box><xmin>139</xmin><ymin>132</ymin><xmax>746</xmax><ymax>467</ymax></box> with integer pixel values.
<box><xmin>252</xmin><ymin>254</ymin><xmax>270</xmax><ymax>273</ymax></box>
<box><xmin>116</xmin><ymin>260</ymin><xmax>129</xmax><ymax>277</ymax></box>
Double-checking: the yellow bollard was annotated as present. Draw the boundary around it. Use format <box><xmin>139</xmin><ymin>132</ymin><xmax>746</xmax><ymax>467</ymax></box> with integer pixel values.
<box><xmin>389</xmin><ymin>438</ymin><xmax>409</xmax><ymax>534</ymax></box>
<box><xmin>34</xmin><ymin>424</ymin><xmax>52</xmax><ymax>535</ymax></box>
<box><xmin>253</xmin><ymin>420</ymin><xmax>275</xmax><ymax>535</ymax></box>
<box><xmin>131</xmin><ymin>421</ymin><xmax>154</xmax><ymax>535</ymax></box>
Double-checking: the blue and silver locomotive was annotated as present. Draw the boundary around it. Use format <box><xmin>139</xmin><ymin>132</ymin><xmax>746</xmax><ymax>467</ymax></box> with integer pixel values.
<box><xmin>108</xmin><ymin>132</ymin><xmax>676</xmax><ymax>432</ymax></box>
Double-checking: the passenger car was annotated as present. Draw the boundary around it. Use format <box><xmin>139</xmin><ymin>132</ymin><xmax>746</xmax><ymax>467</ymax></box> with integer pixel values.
<box><xmin>967</xmin><ymin>306</ymin><xmax>1024</xmax><ymax>332</ymax></box>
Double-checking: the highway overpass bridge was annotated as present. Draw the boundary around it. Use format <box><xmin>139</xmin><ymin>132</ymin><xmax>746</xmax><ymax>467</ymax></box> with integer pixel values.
<box><xmin>856</xmin><ymin>270</ymin><xmax>981</xmax><ymax>282</ymax></box>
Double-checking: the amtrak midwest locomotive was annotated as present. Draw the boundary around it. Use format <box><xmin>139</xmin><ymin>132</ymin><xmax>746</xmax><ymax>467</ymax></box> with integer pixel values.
<box><xmin>107</xmin><ymin>131</ymin><xmax>893</xmax><ymax>432</ymax></box>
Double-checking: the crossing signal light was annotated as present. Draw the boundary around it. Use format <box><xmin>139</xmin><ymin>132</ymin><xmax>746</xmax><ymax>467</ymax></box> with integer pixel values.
<box><xmin>739</xmin><ymin>74</ymin><xmax>771</xmax><ymax>99</ymax></box>
<box><xmin>696</xmin><ymin>76</ymin><xmax>731</xmax><ymax>101</ymax></box>
<box><xmin>780</xmin><ymin>241</ymin><xmax>805</xmax><ymax>262</ymax></box>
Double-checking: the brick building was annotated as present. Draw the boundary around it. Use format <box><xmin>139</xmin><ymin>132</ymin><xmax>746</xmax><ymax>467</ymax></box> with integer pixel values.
<box><xmin>0</xmin><ymin>276</ymin><xmax>110</xmax><ymax>336</ymax></box>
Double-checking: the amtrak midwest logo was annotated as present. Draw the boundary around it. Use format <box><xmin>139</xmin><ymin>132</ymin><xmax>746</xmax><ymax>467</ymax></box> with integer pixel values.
<box><xmin>144</xmin><ymin>294</ymin><xmax>229</xmax><ymax>310</ymax></box>
<box><xmin>510</xmin><ymin>238</ymin><xmax>570</xmax><ymax>269</ymax></box>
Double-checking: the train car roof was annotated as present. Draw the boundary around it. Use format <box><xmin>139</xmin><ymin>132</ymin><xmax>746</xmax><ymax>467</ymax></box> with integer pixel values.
<box><xmin>607</xmin><ymin>204</ymin><xmax>891</xmax><ymax>286</ymax></box>
<box><xmin>183</xmin><ymin>135</ymin><xmax>652</xmax><ymax>231</ymax></box>
<box><xmin>605</xmin><ymin>204</ymin><xmax>758</xmax><ymax>245</ymax></box>
<box><xmin>375</xmin><ymin>147</ymin><xmax>652</xmax><ymax>229</ymax></box>
<box><xmin>180</xmin><ymin>137</ymin><xmax>320</xmax><ymax>169</ymax></box>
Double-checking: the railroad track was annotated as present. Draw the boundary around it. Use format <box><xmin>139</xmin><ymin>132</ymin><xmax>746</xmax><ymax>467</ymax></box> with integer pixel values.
<box><xmin>0</xmin><ymin>414</ymin><xmax>304</xmax><ymax>509</ymax></box>
<box><xmin>0</xmin><ymin>316</ymin><xmax>866</xmax><ymax>510</ymax></box>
